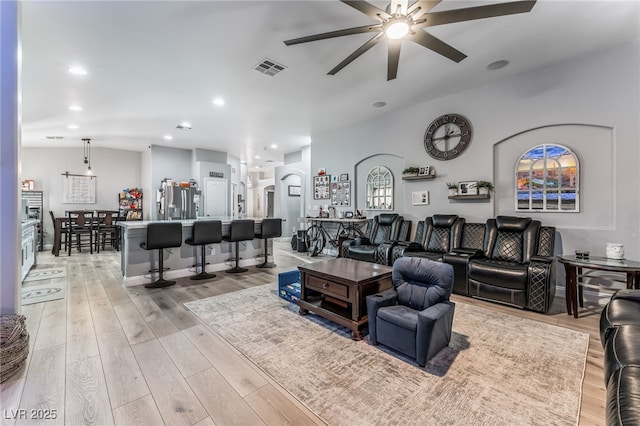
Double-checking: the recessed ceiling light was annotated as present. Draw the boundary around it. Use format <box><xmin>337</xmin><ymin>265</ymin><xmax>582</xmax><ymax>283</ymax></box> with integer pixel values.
<box><xmin>255</xmin><ymin>155</ymin><xmax>260</xmax><ymax>159</ymax></box>
<box><xmin>68</xmin><ymin>66</ymin><xmax>87</xmax><ymax>76</ymax></box>
<box><xmin>176</xmin><ymin>121</ymin><xmax>192</xmax><ymax>130</ymax></box>
<box><xmin>163</xmin><ymin>135</ymin><xmax>173</xmax><ymax>140</ymax></box>
<box><xmin>270</xmin><ymin>144</ymin><xmax>278</xmax><ymax>149</ymax></box>
<box><xmin>372</xmin><ymin>101</ymin><xmax>387</xmax><ymax>108</ymax></box>
<box><xmin>486</xmin><ymin>60</ymin><xmax>509</xmax><ymax>70</ymax></box>
<box><xmin>67</xmin><ymin>124</ymin><xmax>79</xmax><ymax>129</ymax></box>
<box><xmin>212</xmin><ymin>97</ymin><xmax>225</xmax><ymax>106</ymax></box>
<box><xmin>69</xmin><ymin>105</ymin><xmax>82</xmax><ymax>111</ymax></box>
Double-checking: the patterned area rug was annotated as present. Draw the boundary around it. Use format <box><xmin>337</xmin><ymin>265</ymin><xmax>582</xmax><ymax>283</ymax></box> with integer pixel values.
<box><xmin>21</xmin><ymin>285</ymin><xmax>65</xmax><ymax>305</ymax></box>
<box><xmin>23</xmin><ymin>268</ymin><xmax>66</xmax><ymax>282</ymax></box>
<box><xmin>185</xmin><ymin>284</ymin><xmax>588</xmax><ymax>426</ymax></box>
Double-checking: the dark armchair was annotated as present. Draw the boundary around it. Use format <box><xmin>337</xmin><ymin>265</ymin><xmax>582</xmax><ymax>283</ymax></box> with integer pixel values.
<box><xmin>366</xmin><ymin>257</ymin><xmax>455</xmax><ymax>367</ymax></box>
<box><xmin>343</xmin><ymin>213</ymin><xmax>408</xmax><ymax>264</ymax></box>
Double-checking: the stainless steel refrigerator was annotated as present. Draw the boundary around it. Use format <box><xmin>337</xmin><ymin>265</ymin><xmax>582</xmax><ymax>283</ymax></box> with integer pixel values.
<box><xmin>157</xmin><ymin>179</ymin><xmax>200</xmax><ymax>220</ymax></box>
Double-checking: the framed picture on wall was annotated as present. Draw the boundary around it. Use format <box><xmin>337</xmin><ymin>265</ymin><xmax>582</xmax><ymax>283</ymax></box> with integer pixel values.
<box><xmin>418</xmin><ymin>166</ymin><xmax>431</xmax><ymax>176</ymax></box>
<box><xmin>331</xmin><ymin>181</ymin><xmax>351</xmax><ymax>206</ymax></box>
<box><xmin>458</xmin><ymin>181</ymin><xmax>478</xmax><ymax>196</ymax></box>
<box><xmin>340</xmin><ymin>173</ymin><xmax>349</xmax><ymax>182</ymax></box>
<box><xmin>313</xmin><ymin>175</ymin><xmax>331</xmax><ymax>199</ymax></box>
<box><xmin>288</xmin><ymin>185</ymin><xmax>301</xmax><ymax>196</ymax></box>
<box><xmin>412</xmin><ymin>191</ymin><xmax>429</xmax><ymax>205</ymax></box>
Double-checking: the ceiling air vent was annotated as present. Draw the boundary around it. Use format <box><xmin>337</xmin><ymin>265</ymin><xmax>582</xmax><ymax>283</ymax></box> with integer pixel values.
<box><xmin>254</xmin><ymin>58</ymin><xmax>286</xmax><ymax>76</ymax></box>
<box><xmin>45</xmin><ymin>136</ymin><xmax>64</xmax><ymax>140</ymax></box>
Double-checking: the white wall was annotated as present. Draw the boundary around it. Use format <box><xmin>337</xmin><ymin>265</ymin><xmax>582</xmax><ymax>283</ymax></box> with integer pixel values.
<box><xmin>275</xmin><ymin>145</ymin><xmax>311</xmax><ymax>237</ymax></box>
<box><xmin>1</xmin><ymin>0</ymin><xmax>21</xmax><ymax>314</ymax></box>
<box><xmin>21</xmin><ymin>147</ymin><xmax>141</xmax><ymax>247</ymax></box>
<box><xmin>311</xmin><ymin>42</ymin><xmax>640</xmax><ymax>260</ymax></box>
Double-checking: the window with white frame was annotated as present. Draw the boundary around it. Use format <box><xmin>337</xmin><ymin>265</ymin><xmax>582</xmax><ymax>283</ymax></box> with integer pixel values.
<box><xmin>366</xmin><ymin>166</ymin><xmax>393</xmax><ymax>210</ymax></box>
<box><xmin>515</xmin><ymin>144</ymin><xmax>579</xmax><ymax>212</ymax></box>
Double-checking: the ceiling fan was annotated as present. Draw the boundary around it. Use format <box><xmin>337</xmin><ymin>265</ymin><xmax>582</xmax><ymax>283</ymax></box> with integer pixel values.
<box><xmin>284</xmin><ymin>0</ymin><xmax>537</xmax><ymax>81</ymax></box>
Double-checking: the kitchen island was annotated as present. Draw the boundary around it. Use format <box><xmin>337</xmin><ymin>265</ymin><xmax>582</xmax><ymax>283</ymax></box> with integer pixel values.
<box><xmin>118</xmin><ymin>217</ymin><xmax>268</xmax><ymax>286</ymax></box>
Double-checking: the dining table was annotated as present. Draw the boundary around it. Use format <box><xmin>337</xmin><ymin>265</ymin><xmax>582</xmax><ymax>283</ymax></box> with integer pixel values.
<box><xmin>51</xmin><ymin>212</ymin><xmax>123</xmax><ymax>256</ymax></box>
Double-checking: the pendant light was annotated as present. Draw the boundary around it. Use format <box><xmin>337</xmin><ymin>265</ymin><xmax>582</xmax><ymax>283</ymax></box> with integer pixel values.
<box><xmin>82</xmin><ymin>138</ymin><xmax>92</xmax><ymax>175</ymax></box>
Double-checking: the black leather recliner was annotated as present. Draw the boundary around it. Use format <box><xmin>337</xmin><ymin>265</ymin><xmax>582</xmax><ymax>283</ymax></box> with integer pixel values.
<box><xmin>397</xmin><ymin>215</ymin><xmax>464</xmax><ymax>263</ymax></box>
<box><xmin>467</xmin><ymin>216</ymin><xmax>556</xmax><ymax>311</ymax></box>
<box><xmin>599</xmin><ymin>290</ymin><xmax>640</xmax><ymax>426</ymax></box>
<box><xmin>343</xmin><ymin>213</ymin><xmax>407</xmax><ymax>264</ymax></box>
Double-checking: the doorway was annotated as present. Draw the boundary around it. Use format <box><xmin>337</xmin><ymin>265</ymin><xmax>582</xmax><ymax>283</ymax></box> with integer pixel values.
<box><xmin>265</xmin><ymin>185</ymin><xmax>275</xmax><ymax>218</ymax></box>
<box><xmin>204</xmin><ymin>178</ymin><xmax>228</xmax><ymax>217</ymax></box>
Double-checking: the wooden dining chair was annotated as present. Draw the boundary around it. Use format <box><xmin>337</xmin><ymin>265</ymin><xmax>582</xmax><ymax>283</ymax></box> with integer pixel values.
<box><xmin>49</xmin><ymin>210</ymin><xmax>69</xmax><ymax>255</ymax></box>
<box><xmin>67</xmin><ymin>210</ymin><xmax>94</xmax><ymax>255</ymax></box>
<box><xmin>95</xmin><ymin>210</ymin><xmax>120</xmax><ymax>252</ymax></box>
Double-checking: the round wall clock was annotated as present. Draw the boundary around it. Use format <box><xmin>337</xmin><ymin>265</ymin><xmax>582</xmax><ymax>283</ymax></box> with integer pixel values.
<box><xmin>424</xmin><ymin>113</ymin><xmax>472</xmax><ymax>161</ymax></box>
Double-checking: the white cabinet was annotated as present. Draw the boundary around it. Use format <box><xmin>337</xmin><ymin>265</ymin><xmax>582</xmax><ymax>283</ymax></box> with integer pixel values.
<box><xmin>21</xmin><ymin>221</ymin><xmax>37</xmax><ymax>281</ymax></box>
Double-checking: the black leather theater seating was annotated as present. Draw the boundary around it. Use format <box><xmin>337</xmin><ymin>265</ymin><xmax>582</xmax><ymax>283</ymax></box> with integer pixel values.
<box><xmin>599</xmin><ymin>290</ymin><xmax>640</xmax><ymax>426</ymax></box>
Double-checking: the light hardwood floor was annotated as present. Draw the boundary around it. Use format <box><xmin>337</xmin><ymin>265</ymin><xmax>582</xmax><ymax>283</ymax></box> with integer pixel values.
<box><xmin>1</xmin><ymin>242</ymin><xmax>606</xmax><ymax>425</ymax></box>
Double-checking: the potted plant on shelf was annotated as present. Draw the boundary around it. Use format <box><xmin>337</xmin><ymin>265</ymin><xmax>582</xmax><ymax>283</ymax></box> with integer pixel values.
<box><xmin>446</xmin><ymin>182</ymin><xmax>458</xmax><ymax>196</ymax></box>
<box><xmin>477</xmin><ymin>180</ymin><xmax>494</xmax><ymax>195</ymax></box>
<box><xmin>402</xmin><ymin>167</ymin><xmax>420</xmax><ymax>177</ymax></box>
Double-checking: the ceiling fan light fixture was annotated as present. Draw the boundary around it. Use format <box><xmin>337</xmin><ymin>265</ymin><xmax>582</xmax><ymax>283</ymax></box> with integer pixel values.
<box><xmin>385</xmin><ymin>19</ymin><xmax>410</xmax><ymax>40</ymax></box>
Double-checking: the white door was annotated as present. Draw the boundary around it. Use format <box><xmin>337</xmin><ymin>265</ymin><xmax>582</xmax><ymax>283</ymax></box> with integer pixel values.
<box><xmin>204</xmin><ymin>178</ymin><xmax>228</xmax><ymax>217</ymax></box>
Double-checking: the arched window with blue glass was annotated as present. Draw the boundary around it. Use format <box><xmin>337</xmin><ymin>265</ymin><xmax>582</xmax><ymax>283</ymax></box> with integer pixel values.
<box><xmin>515</xmin><ymin>144</ymin><xmax>579</xmax><ymax>212</ymax></box>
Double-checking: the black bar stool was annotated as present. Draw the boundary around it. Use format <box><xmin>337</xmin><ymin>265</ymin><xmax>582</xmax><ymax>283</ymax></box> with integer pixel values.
<box><xmin>255</xmin><ymin>218</ymin><xmax>282</xmax><ymax>269</ymax></box>
<box><xmin>223</xmin><ymin>219</ymin><xmax>255</xmax><ymax>273</ymax></box>
<box><xmin>184</xmin><ymin>220</ymin><xmax>222</xmax><ymax>280</ymax></box>
<box><xmin>140</xmin><ymin>222</ymin><xmax>183</xmax><ymax>288</ymax></box>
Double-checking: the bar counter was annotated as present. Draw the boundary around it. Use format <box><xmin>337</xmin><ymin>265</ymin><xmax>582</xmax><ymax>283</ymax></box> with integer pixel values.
<box><xmin>118</xmin><ymin>217</ymin><xmax>265</xmax><ymax>286</ymax></box>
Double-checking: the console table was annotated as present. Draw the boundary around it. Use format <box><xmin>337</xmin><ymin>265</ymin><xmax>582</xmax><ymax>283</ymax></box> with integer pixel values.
<box><xmin>298</xmin><ymin>258</ymin><xmax>392</xmax><ymax>340</ymax></box>
<box><xmin>557</xmin><ymin>255</ymin><xmax>640</xmax><ymax>318</ymax></box>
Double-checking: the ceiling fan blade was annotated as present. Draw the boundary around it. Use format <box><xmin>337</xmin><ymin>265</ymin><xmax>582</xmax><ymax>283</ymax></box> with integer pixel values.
<box><xmin>340</xmin><ymin>0</ymin><xmax>391</xmax><ymax>21</ymax></box>
<box><xmin>407</xmin><ymin>30</ymin><xmax>466</xmax><ymax>62</ymax></box>
<box><xmin>387</xmin><ymin>39</ymin><xmax>402</xmax><ymax>81</ymax></box>
<box><xmin>328</xmin><ymin>34</ymin><xmax>383</xmax><ymax>75</ymax></box>
<box><xmin>284</xmin><ymin>24</ymin><xmax>383</xmax><ymax>46</ymax></box>
<box><xmin>418</xmin><ymin>1</ymin><xmax>536</xmax><ymax>28</ymax></box>
<box><xmin>407</xmin><ymin>0</ymin><xmax>442</xmax><ymax>20</ymax></box>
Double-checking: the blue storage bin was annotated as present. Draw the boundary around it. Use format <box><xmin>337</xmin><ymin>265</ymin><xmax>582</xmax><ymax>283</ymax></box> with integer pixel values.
<box><xmin>278</xmin><ymin>270</ymin><xmax>301</xmax><ymax>303</ymax></box>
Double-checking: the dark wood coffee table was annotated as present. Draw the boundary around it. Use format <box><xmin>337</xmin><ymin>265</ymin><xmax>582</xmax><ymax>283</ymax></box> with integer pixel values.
<box><xmin>297</xmin><ymin>258</ymin><xmax>393</xmax><ymax>340</ymax></box>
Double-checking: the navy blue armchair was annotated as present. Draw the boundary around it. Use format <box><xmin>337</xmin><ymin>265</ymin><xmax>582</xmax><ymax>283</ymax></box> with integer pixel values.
<box><xmin>366</xmin><ymin>257</ymin><xmax>455</xmax><ymax>366</ymax></box>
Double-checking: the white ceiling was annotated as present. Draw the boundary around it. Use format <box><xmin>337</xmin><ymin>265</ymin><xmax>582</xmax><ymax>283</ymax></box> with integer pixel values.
<box><xmin>19</xmin><ymin>0</ymin><xmax>640</xmax><ymax>171</ymax></box>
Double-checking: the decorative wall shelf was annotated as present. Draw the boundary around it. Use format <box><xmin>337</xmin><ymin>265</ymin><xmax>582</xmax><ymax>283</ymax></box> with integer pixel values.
<box><xmin>448</xmin><ymin>194</ymin><xmax>490</xmax><ymax>200</ymax></box>
<box><xmin>402</xmin><ymin>174</ymin><xmax>436</xmax><ymax>181</ymax></box>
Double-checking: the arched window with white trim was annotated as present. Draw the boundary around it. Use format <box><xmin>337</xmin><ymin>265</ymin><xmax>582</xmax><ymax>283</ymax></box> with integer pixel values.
<box><xmin>516</xmin><ymin>144</ymin><xmax>579</xmax><ymax>212</ymax></box>
<box><xmin>366</xmin><ymin>166</ymin><xmax>393</xmax><ymax>210</ymax></box>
